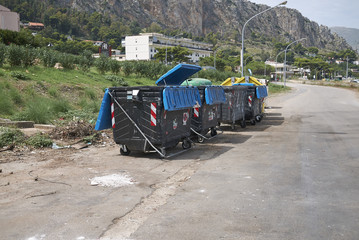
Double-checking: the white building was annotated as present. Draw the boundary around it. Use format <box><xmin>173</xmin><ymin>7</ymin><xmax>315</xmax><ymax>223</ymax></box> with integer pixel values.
<box><xmin>122</xmin><ymin>33</ymin><xmax>212</xmax><ymax>63</ymax></box>
<box><xmin>0</xmin><ymin>5</ymin><xmax>20</xmax><ymax>32</ymax></box>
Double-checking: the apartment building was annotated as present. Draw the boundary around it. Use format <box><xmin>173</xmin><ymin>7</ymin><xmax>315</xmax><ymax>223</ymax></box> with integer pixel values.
<box><xmin>122</xmin><ymin>33</ymin><xmax>212</xmax><ymax>63</ymax></box>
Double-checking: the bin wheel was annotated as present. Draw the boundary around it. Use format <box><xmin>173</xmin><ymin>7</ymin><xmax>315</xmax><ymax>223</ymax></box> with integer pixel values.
<box><xmin>182</xmin><ymin>140</ymin><xmax>192</xmax><ymax>149</ymax></box>
<box><xmin>255</xmin><ymin>115</ymin><xmax>262</xmax><ymax>122</ymax></box>
<box><xmin>250</xmin><ymin>119</ymin><xmax>256</xmax><ymax>125</ymax></box>
<box><xmin>240</xmin><ymin>120</ymin><xmax>246</xmax><ymax>128</ymax></box>
<box><xmin>210</xmin><ymin>128</ymin><xmax>217</xmax><ymax>137</ymax></box>
<box><xmin>197</xmin><ymin>136</ymin><xmax>205</xmax><ymax>143</ymax></box>
<box><xmin>120</xmin><ymin>145</ymin><xmax>131</xmax><ymax>156</ymax></box>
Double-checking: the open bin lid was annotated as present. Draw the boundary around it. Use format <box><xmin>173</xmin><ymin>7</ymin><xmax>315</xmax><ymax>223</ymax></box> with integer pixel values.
<box><xmin>221</xmin><ymin>76</ymin><xmax>263</xmax><ymax>86</ymax></box>
<box><xmin>156</xmin><ymin>64</ymin><xmax>202</xmax><ymax>86</ymax></box>
<box><xmin>205</xmin><ymin>86</ymin><xmax>226</xmax><ymax>105</ymax></box>
<box><xmin>95</xmin><ymin>89</ymin><xmax>112</xmax><ymax>131</ymax></box>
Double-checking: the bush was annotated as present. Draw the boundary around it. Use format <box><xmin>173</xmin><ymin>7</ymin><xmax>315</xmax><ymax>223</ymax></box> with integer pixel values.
<box><xmin>0</xmin><ymin>127</ymin><xmax>25</xmax><ymax>148</ymax></box>
<box><xmin>7</xmin><ymin>44</ymin><xmax>23</xmax><ymax>66</ymax></box>
<box><xmin>0</xmin><ymin>43</ymin><xmax>6</xmax><ymax>66</ymax></box>
<box><xmin>22</xmin><ymin>46</ymin><xmax>38</xmax><ymax>67</ymax></box>
<box><xmin>10</xmin><ymin>71</ymin><xmax>30</xmax><ymax>80</ymax></box>
<box><xmin>78</xmin><ymin>50</ymin><xmax>94</xmax><ymax>72</ymax></box>
<box><xmin>122</xmin><ymin>61</ymin><xmax>134</xmax><ymax>76</ymax></box>
<box><xmin>109</xmin><ymin>59</ymin><xmax>121</xmax><ymax>74</ymax></box>
<box><xmin>95</xmin><ymin>54</ymin><xmax>110</xmax><ymax>74</ymax></box>
<box><xmin>58</xmin><ymin>53</ymin><xmax>76</xmax><ymax>70</ymax></box>
<box><xmin>104</xmin><ymin>75</ymin><xmax>129</xmax><ymax>86</ymax></box>
<box><xmin>40</xmin><ymin>48</ymin><xmax>59</xmax><ymax>67</ymax></box>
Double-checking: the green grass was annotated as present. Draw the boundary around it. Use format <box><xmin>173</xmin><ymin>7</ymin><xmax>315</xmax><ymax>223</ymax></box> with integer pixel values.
<box><xmin>268</xmin><ymin>82</ymin><xmax>291</xmax><ymax>94</ymax></box>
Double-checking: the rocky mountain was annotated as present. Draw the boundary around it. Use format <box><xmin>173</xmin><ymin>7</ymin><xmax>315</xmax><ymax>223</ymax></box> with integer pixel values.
<box><xmin>68</xmin><ymin>0</ymin><xmax>350</xmax><ymax>50</ymax></box>
<box><xmin>330</xmin><ymin>27</ymin><xmax>359</xmax><ymax>51</ymax></box>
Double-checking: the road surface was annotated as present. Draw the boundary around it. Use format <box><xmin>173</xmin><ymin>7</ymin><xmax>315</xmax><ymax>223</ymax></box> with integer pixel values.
<box><xmin>1</xmin><ymin>82</ymin><xmax>358</xmax><ymax>240</ymax></box>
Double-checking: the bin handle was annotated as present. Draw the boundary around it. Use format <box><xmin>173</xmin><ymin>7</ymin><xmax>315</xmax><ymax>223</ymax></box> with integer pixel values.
<box><xmin>108</xmin><ymin>91</ymin><xmax>165</xmax><ymax>158</ymax></box>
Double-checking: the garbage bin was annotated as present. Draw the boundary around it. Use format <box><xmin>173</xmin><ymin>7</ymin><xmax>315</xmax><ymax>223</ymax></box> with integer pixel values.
<box><xmin>238</xmin><ymin>83</ymin><xmax>267</xmax><ymax>125</ymax></box>
<box><xmin>190</xmin><ymin>85</ymin><xmax>226</xmax><ymax>142</ymax></box>
<box><xmin>219</xmin><ymin>85</ymin><xmax>247</xmax><ymax>130</ymax></box>
<box><xmin>95</xmin><ymin>64</ymin><xmax>202</xmax><ymax>158</ymax></box>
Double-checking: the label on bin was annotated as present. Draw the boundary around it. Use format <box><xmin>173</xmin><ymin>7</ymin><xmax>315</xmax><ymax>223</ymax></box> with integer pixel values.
<box><xmin>183</xmin><ymin>111</ymin><xmax>189</xmax><ymax>125</ymax></box>
<box><xmin>208</xmin><ymin>110</ymin><xmax>214</xmax><ymax>121</ymax></box>
<box><xmin>173</xmin><ymin>118</ymin><xmax>178</xmax><ymax>130</ymax></box>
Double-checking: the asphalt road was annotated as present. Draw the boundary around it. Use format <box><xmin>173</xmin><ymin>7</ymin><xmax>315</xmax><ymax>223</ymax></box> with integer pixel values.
<box><xmin>1</xmin><ymin>82</ymin><xmax>359</xmax><ymax>240</ymax></box>
<box><xmin>106</xmin><ymin>82</ymin><xmax>359</xmax><ymax>240</ymax></box>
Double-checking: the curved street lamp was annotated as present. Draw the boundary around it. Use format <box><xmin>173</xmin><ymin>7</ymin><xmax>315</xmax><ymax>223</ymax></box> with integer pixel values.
<box><xmin>283</xmin><ymin>37</ymin><xmax>306</xmax><ymax>86</ymax></box>
<box><xmin>240</xmin><ymin>1</ymin><xmax>287</xmax><ymax>77</ymax></box>
<box><xmin>275</xmin><ymin>49</ymin><xmax>290</xmax><ymax>82</ymax></box>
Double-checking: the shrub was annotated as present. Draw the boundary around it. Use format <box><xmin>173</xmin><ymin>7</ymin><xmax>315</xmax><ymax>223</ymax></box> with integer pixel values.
<box><xmin>95</xmin><ymin>54</ymin><xmax>110</xmax><ymax>74</ymax></box>
<box><xmin>48</xmin><ymin>86</ymin><xmax>58</xmax><ymax>97</ymax></box>
<box><xmin>51</xmin><ymin>99</ymin><xmax>71</xmax><ymax>114</ymax></box>
<box><xmin>104</xmin><ymin>75</ymin><xmax>129</xmax><ymax>86</ymax></box>
<box><xmin>11</xmin><ymin>71</ymin><xmax>30</xmax><ymax>80</ymax></box>
<box><xmin>0</xmin><ymin>43</ymin><xmax>6</xmax><ymax>66</ymax></box>
<box><xmin>0</xmin><ymin>127</ymin><xmax>25</xmax><ymax>148</ymax></box>
<box><xmin>0</xmin><ymin>92</ymin><xmax>13</xmax><ymax>115</ymax></box>
<box><xmin>7</xmin><ymin>44</ymin><xmax>23</xmax><ymax>66</ymax></box>
<box><xmin>58</xmin><ymin>53</ymin><xmax>76</xmax><ymax>70</ymax></box>
<box><xmin>122</xmin><ymin>61</ymin><xmax>134</xmax><ymax>76</ymax></box>
<box><xmin>22</xmin><ymin>46</ymin><xmax>38</xmax><ymax>67</ymax></box>
<box><xmin>78</xmin><ymin>50</ymin><xmax>94</xmax><ymax>72</ymax></box>
<box><xmin>40</xmin><ymin>48</ymin><xmax>59</xmax><ymax>67</ymax></box>
<box><xmin>9</xmin><ymin>88</ymin><xmax>23</xmax><ymax>105</ymax></box>
<box><xmin>109</xmin><ymin>59</ymin><xmax>121</xmax><ymax>74</ymax></box>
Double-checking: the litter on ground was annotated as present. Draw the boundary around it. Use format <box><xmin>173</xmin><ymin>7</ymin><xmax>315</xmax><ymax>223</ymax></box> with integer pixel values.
<box><xmin>90</xmin><ymin>173</ymin><xmax>134</xmax><ymax>187</ymax></box>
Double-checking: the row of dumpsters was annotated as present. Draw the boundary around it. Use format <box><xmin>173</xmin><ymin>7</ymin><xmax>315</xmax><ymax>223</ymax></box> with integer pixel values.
<box><xmin>95</xmin><ymin>64</ymin><xmax>268</xmax><ymax>158</ymax></box>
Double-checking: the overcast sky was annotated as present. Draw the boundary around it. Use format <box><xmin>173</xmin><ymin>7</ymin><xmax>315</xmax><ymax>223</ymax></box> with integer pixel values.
<box><xmin>248</xmin><ymin>0</ymin><xmax>359</xmax><ymax>29</ymax></box>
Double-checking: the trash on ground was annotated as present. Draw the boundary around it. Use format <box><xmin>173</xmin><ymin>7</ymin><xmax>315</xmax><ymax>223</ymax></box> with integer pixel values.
<box><xmin>90</xmin><ymin>173</ymin><xmax>134</xmax><ymax>187</ymax></box>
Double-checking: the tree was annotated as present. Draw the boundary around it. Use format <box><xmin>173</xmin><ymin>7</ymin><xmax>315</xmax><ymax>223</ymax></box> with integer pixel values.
<box><xmin>154</xmin><ymin>46</ymin><xmax>192</xmax><ymax>63</ymax></box>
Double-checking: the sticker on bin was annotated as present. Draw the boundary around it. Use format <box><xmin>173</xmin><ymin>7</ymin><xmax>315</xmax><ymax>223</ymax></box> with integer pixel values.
<box><xmin>248</xmin><ymin>95</ymin><xmax>252</xmax><ymax>107</ymax></box>
<box><xmin>209</xmin><ymin>110</ymin><xmax>214</xmax><ymax>121</ymax></box>
<box><xmin>151</xmin><ymin>103</ymin><xmax>157</xmax><ymax>126</ymax></box>
<box><xmin>194</xmin><ymin>107</ymin><xmax>199</xmax><ymax>118</ymax></box>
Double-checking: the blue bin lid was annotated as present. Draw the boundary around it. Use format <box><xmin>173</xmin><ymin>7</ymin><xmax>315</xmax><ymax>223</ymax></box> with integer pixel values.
<box><xmin>256</xmin><ymin>85</ymin><xmax>268</xmax><ymax>99</ymax></box>
<box><xmin>156</xmin><ymin>64</ymin><xmax>202</xmax><ymax>86</ymax></box>
<box><xmin>205</xmin><ymin>86</ymin><xmax>226</xmax><ymax>105</ymax></box>
<box><xmin>163</xmin><ymin>86</ymin><xmax>201</xmax><ymax>111</ymax></box>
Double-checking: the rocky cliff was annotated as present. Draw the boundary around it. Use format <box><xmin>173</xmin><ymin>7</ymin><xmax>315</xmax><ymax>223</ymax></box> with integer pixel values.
<box><xmin>69</xmin><ymin>0</ymin><xmax>349</xmax><ymax>50</ymax></box>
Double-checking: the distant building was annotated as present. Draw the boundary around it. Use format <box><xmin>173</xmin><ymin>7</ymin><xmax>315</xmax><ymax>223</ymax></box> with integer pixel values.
<box><xmin>27</xmin><ymin>22</ymin><xmax>44</xmax><ymax>31</ymax></box>
<box><xmin>0</xmin><ymin>5</ymin><xmax>20</xmax><ymax>32</ymax></box>
<box><xmin>122</xmin><ymin>33</ymin><xmax>212</xmax><ymax>63</ymax></box>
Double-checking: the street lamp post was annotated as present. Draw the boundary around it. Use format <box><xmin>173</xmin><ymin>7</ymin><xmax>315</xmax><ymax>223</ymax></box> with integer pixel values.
<box><xmin>283</xmin><ymin>37</ymin><xmax>306</xmax><ymax>86</ymax></box>
<box><xmin>240</xmin><ymin>1</ymin><xmax>287</xmax><ymax>77</ymax></box>
<box><xmin>275</xmin><ymin>49</ymin><xmax>287</xmax><ymax>82</ymax></box>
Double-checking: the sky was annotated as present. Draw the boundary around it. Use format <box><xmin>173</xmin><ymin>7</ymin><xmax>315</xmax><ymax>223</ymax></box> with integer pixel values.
<box><xmin>248</xmin><ymin>0</ymin><xmax>359</xmax><ymax>29</ymax></box>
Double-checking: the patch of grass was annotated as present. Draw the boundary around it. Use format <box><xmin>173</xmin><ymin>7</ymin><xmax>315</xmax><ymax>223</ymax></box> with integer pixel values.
<box><xmin>48</xmin><ymin>86</ymin><xmax>59</xmax><ymax>97</ymax></box>
<box><xmin>0</xmin><ymin>87</ymin><xmax>14</xmax><ymax>115</ymax></box>
<box><xmin>26</xmin><ymin>133</ymin><xmax>53</xmax><ymax>148</ymax></box>
<box><xmin>12</xmin><ymin>97</ymin><xmax>53</xmax><ymax>124</ymax></box>
<box><xmin>0</xmin><ymin>127</ymin><xmax>25</xmax><ymax>148</ymax></box>
<box><xmin>9</xmin><ymin>88</ymin><xmax>24</xmax><ymax>105</ymax></box>
<box><xmin>268</xmin><ymin>83</ymin><xmax>291</xmax><ymax>94</ymax></box>
<box><xmin>83</xmin><ymin>88</ymin><xmax>97</xmax><ymax>100</ymax></box>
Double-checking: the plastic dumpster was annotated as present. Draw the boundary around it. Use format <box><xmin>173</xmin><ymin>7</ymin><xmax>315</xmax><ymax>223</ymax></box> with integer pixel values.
<box><xmin>190</xmin><ymin>85</ymin><xmax>226</xmax><ymax>142</ymax></box>
<box><xmin>237</xmin><ymin>83</ymin><xmax>267</xmax><ymax>125</ymax></box>
<box><xmin>219</xmin><ymin>85</ymin><xmax>248</xmax><ymax>130</ymax></box>
<box><xmin>95</xmin><ymin>64</ymin><xmax>202</xmax><ymax>158</ymax></box>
